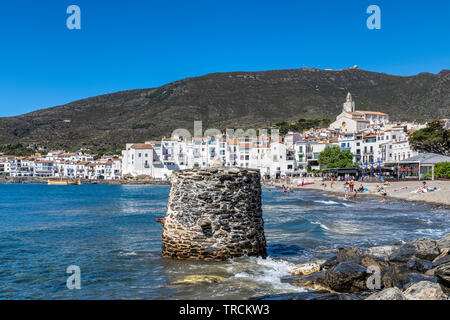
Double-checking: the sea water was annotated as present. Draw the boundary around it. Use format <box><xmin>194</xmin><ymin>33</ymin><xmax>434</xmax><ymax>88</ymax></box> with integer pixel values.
<box><xmin>0</xmin><ymin>184</ymin><xmax>449</xmax><ymax>299</ymax></box>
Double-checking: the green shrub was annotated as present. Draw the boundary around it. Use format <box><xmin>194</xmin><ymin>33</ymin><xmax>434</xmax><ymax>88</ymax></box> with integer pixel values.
<box><xmin>434</xmin><ymin>162</ymin><xmax>450</xmax><ymax>179</ymax></box>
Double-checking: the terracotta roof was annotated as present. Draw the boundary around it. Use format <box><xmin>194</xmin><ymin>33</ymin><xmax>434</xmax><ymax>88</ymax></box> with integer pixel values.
<box><xmin>130</xmin><ymin>144</ymin><xmax>153</xmax><ymax>150</ymax></box>
<box><xmin>347</xmin><ymin>112</ymin><xmax>364</xmax><ymax>116</ymax></box>
<box><xmin>358</xmin><ymin>111</ymin><xmax>388</xmax><ymax>116</ymax></box>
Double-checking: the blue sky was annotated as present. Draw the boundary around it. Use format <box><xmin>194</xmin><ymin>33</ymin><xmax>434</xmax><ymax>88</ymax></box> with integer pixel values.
<box><xmin>0</xmin><ymin>0</ymin><xmax>449</xmax><ymax>116</ymax></box>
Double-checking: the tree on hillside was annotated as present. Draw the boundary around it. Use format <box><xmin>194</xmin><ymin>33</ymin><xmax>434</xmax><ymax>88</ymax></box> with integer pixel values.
<box><xmin>409</xmin><ymin>120</ymin><xmax>449</xmax><ymax>155</ymax></box>
<box><xmin>0</xmin><ymin>143</ymin><xmax>34</xmax><ymax>157</ymax></box>
<box><xmin>275</xmin><ymin>118</ymin><xmax>331</xmax><ymax>135</ymax></box>
<box><xmin>318</xmin><ymin>146</ymin><xmax>355</xmax><ymax>169</ymax></box>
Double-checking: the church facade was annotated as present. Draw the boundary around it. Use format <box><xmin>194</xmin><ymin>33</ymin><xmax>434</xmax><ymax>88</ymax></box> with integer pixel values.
<box><xmin>329</xmin><ymin>93</ymin><xmax>389</xmax><ymax>133</ymax></box>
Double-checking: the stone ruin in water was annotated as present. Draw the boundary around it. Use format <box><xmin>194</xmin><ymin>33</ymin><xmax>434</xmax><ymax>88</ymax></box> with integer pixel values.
<box><xmin>158</xmin><ymin>167</ymin><xmax>267</xmax><ymax>261</ymax></box>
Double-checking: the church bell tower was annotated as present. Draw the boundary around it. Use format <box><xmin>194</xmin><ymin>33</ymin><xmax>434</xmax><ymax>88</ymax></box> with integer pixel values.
<box><xmin>343</xmin><ymin>92</ymin><xmax>355</xmax><ymax>113</ymax></box>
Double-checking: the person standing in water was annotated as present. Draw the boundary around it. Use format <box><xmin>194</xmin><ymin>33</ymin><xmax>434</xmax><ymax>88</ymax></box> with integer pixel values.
<box><xmin>344</xmin><ymin>181</ymin><xmax>350</xmax><ymax>199</ymax></box>
<box><xmin>350</xmin><ymin>178</ymin><xmax>354</xmax><ymax>193</ymax></box>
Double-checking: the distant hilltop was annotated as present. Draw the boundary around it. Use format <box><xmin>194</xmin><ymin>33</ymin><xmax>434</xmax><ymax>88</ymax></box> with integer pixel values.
<box><xmin>301</xmin><ymin>65</ymin><xmax>359</xmax><ymax>71</ymax></box>
<box><xmin>0</xmin><ymin>67</ymin><xmax>448</xmax><ymax>152</ymax></box>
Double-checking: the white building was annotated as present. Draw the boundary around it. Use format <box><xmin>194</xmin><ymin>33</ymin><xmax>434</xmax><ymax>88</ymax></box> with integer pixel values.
<box><xmin>122</xmin><ymin>143</ymin><xmax>154</xmax><ymax>177</ymax></box>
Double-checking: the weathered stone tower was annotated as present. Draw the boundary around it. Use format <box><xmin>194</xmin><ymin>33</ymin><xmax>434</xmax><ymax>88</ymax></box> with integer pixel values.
<box><xmin>160</xmin><ymin>167</ymin><xmax>267</xmax><ymax>261</ymax></box>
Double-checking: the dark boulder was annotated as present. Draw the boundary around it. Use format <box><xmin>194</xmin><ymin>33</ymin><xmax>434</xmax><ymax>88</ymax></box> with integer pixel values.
<box><xmin>407</xmin><ymin>257</ymin><xmax>433</xmax><ymax>273</ymax></box>
<box><xmin>432</xmin><ymin>248</ymin><xmax>450</xmax><ymax>268</ymax></box>
<box><xmin>382</xmin><ymin>264</ymin><xmax>438</xmax><ymax>290</ymax></box>
<box><xmin>389</xmin><ymin>238</ymin><xmax>440</xmax><ymax>262</ymax></box>
<box><xmin>434</xmin><ymin>262</ymin><xmax>450</xmax><ymax>285</ymax></box>
<box><xmin>432</xmin><ymin>255</ymin><xmax>450</xmax><ymax>269</ymax></box>
<box><xmin>321</xmin><ymin>256</ymin><xmax>338</xmax><ymax>270</ymax></box>
<box><xmin>310</xmin><ymin>292</ymin><xmax>362</xmax><ymax>300</ymax></box>
<box><xmin>324</xmin><ymin>262</ymin><xmax>368</xmax><ymax>292</ymax></box>
<box><xmin>252</xmin><ymin>291</ymin><xmax>362</xmax><ymax>300</ymax></box>
<box><xmin>389</xmin><ymin>244</ymin><xmax>416</xmax><ymax>263</ymax></box>
<box><xmin>437</xmin><ymin>234</ymin><xmax>450</xmax><ymax>252</ymax></box>
<box><xmin>361</xmin><ymin>254</ymin><xmax>390</xmax><ymax>272</ymax></box>
<box><xmin>336</xmin><ymin>247</ymin><xmax>363</xmax><ymax>264</ymax></box>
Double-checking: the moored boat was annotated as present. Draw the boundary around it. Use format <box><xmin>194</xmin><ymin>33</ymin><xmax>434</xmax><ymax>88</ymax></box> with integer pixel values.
<box><xmin>47</xmin><ymin>179</ymin><xmax>81</xmax><ymax>185</ymax></box>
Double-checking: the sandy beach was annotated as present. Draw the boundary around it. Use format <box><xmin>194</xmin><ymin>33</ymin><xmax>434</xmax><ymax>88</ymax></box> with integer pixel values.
<box><xmin>272</xmin><ymin>179</ymin><xmax>450</xmax><ymax>207</ymax></box>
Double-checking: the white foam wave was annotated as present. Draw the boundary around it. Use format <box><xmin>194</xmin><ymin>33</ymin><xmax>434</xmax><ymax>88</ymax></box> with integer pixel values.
<box><xmin>230</xmin><ymin>257</ymin><xmax>305</xmax><ymax>293</ymax></box>
<box><xmin>315</xmin><ymin>200</ymin><xmax>339</xmax><ymax>205</ymax></box>
<box><xmin>310</xmin><ymin>221</ymin><xmax>330</xmax><ymax>230</ymax></box>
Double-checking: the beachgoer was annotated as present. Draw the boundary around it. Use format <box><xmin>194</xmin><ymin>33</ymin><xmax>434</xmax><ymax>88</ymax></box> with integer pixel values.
<box><xmin>350</xmin><ymin>178</ymin><xmax>354</xmax><ymax>192</ymax></box>
<box><xmin>358</xmin><ymin>184</ymin><xmax>364</xmax><ymax>192</ymax></box>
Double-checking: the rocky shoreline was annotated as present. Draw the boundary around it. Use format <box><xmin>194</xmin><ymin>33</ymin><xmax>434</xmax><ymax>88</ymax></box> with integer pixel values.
<box><xmin>254</xmin><ymin>234</ymin><xmax>450</xmax><ymax>300</ymax></box>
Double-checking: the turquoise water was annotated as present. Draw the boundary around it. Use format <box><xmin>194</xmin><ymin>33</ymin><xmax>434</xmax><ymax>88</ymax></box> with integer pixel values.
<box><xmin>0</xmin><ymin>184</ymin><xmax>449</xmax><ymax>299</ymax></box>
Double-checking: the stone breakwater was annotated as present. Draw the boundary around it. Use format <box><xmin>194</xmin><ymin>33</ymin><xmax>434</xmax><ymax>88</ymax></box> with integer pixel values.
<box><xmin>254</xmin><ymin>234</ymin><xmax>450</xmax><ymax>300</ymax></box>
<box><xmin>160</xmin><ymin>168</ymin><xmax>267</xmax><ymax>261</ymax></box>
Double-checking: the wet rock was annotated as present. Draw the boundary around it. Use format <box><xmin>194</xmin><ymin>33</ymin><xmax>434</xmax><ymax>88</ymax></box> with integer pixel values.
<box><xmin>437</xmin><ymin>234</ymin><xmax>450</xmax><ymax>252</ymax></box>
<box><xmin>252</xmin><ymin>291</ymin><xmax>362</xmax><ymax>300</ymax></box>
<box><xmin>321</xmin><ymin>256</ymin><xmax>338</xmax><ymax>270</ymax></box>
<box><xmin>336</xmin><ymin>247</ymin><xmax>363</xmax><ymax>264</ymax></box>
<box><xmin>324</xmin><ymin>262</ymin><xmax>368</xmax><ymax>292</ymax></box>
<box><xmin>283</xmin><ymin>271</ymin><xmax>331</xmax><ymax>292</ymax></box>
<box><xmin>361</xmin><ymin>254</ymin><xmax>390</xmax><ymax>272</ymax></box>
<box><xmin>434</xmin><ymin>262</ymin><xmax>450</xmax><ymax>285</ymax></box>
<box><xmin>172</xmin><ymin>275</ymin><xmax>226</xmax><ymax>285</ymax></box>
<box><xmin>440</xmin><ymin>283</ymin><xmax>450</xmax><ymax>296</ymax></box>
<box><xmin>389</xmin><ymin>238</ymin><xmax>440</xmax><ymax>262</ymax></box>
<box><xmin>406</xmin><ymin>257</ymin><xmax>433</xmax><ymax>273</ymax></box>
<box><xmin>382</xmin><ymin>264</ymin><xmax>438</xmax><ymax>290</ymax></box>
<box><xmin>366</xmin><ymin>245</ymin><xmax>400</xmax><ymax>260</ymax></box>
<box><xmin>403</xmin><ymin>281</ymin><xmax>448</xmax><ymax>300</ymax></box>
<box><xmin>433</xmin><ymin>255</ymin><xmax>450</xmax><ymax>269</ymax></box>
<box><xmin>310</xmin><ymin>292</ymin><xmax>362</xmax><ymax>300</ymax></box>
<box><xmin>432</xmin><ymin>248</ymin><xmax>450</xmax><ymax>268</ymax></box>
<box><xmin>365</xmin><ymin>287</ymin><xmax>406</xmax><ymax>300</ymax></box>
<box><xmin>289</xmin><ymin>260</ymin><xmax>325</xmax><ymax>276</ymax></box>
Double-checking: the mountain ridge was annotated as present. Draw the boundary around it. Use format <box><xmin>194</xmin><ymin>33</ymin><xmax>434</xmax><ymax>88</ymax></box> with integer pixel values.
<box><xmin>1</xmin><ymin>67</ymin><xmax>449</xmax><ymax>152</ymax></box>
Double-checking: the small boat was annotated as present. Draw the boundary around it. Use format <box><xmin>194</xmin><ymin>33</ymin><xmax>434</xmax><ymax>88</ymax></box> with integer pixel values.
<box><xmin>297</xmin><ymin>182</ymin><xmax>315</xmax><ymax>187</ymax></box>
<box><xmin>47</xmin><ymin>179</ymin><xmax>81</xmax><ymax>185</ymax></box>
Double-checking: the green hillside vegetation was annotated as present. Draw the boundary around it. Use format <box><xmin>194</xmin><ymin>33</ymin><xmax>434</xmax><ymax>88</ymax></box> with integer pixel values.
<box><xmin>0</xmin><ymin>143</ymin><xmax>35</xmax><ymax>157</ymax></box>
<box><xmin>0</xmin><ymin>68</ymin><xmax>448</xmax><ymax>152</ymax></box>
